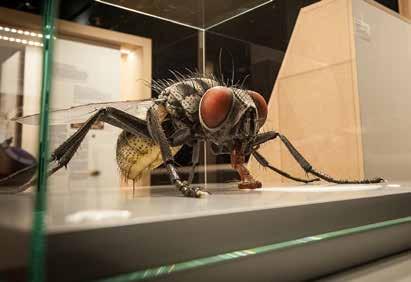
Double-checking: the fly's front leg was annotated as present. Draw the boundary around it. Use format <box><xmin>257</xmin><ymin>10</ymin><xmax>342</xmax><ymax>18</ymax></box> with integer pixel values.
<box><xmin>231</xmin><ymin>147</ymin><xmax>262</xmax><ymax>189</ymax></box>
<box><xmin>147</xmin><ymin>106</ymin><xmax>208</xmax><ymax>198</ymax></box>
<box><xmin>252</xmin><ymin>151</ymin><xmax>319</xmax><ymax>183</ymax></box>
<box><xmin>188</xmin><ymin>141</ymin><xmax>200</xmax><ymax>184</ymax></box>
<box><xmin>276</xmin><ymin>133</ymin><xmax>384</xmax><ymax>184</ymax></box>
<box><xmin>260</xmin><ymin>130</ymin><xmax>384</xmax><ymax>184</ymax></box>
<box><xmin>250</xmin><ymin>131</ymin><xmax>320</xmax><ymax>183</ymax></box>
<box><xmin>230</xmin><ymin>132</ymin><xmax>281</xmax><ymax>189</ymax></box>
<box><xmin>231</xmin><ymin>132</ymin><xmax>319</xmax><ymax>189</ymax></box>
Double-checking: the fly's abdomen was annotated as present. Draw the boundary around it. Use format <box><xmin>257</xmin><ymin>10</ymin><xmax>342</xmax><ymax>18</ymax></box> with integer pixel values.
<box><xmin>116</xmin><ymin>131</ymin><xmax>180</xmax><ymax>181</ymax></box>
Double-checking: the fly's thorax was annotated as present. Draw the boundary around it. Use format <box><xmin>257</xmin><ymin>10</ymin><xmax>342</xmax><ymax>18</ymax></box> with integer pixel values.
<box><xmin>158</xmin><ymin>78</ymin><xmax>219</xmax><ymax>123</ymax></box>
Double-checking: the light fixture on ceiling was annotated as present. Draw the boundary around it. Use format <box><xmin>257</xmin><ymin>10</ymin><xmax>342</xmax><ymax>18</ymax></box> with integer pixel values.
<box><xmin>0</xmin><ymin>35</ymin><xmax>43</xmax><ymax>47</ymax></box>
<box><xmin>120</xmin><ymin>48</ymin><xmax>132</xmax><ymax>55</ymax></box>
<box><xmin>0</xmin><ymin>25</ymin><xmax>43</xmax><ymax>38</ymax></box>
<box><xmin>0</xmin><ymin>25</ymin><xmax>44</xmax><ymax>47</ymax></box>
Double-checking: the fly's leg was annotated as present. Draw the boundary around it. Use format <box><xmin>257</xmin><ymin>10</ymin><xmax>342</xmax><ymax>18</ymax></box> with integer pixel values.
<box><xmin>147</xmin><ymin>106</ymin><xmax>208</xmax><ymax>198</ymax></box>
<box><xmin>230</xmin><ymin>131</ymin><xmax>318</xmax><ymax>190</ymax></box>
<box><xmin>263</xmin><ymin>131</ymin><xmax>384</xmax><ymax>184</ymax></box>
<box><xmin>188</xmin><ymin>141</ymin><xmax>200</xmax><ymax>184</ymax></box>
<box><xmin>231</xmin><ymin>147</ymin><xmax>262</xmax><ymax>189</ymax></box>
<box><xmin>252</xmin><ymin>151</ymin><xmax>319</xmax><ymax>183</ymax></box>
<box><xmin>16</xmin><ymin>107</ymin><xmax>151</xmax><ymax>191</ymax></box>
<box><xmin>52</xmin><ymin>107</ymin><xmax>149</xmax><ymax>165</ymax></box>
<box><xmin>250</xmin><ymin>132</ymin><xmax>319</xmax><ymax>183</ymax></box>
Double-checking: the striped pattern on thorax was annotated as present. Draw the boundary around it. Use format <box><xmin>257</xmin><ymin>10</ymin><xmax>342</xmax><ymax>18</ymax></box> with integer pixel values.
<box><xmin>158</xmin><ymin>78</ymin><xmax>219</xmax><ymax>123</ymax></box>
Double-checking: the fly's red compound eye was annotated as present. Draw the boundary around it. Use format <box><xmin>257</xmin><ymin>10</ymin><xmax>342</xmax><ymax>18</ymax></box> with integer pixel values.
<box><xmin>200</xmin><ymin>86</ymin><xmax>233</xmax><ymax>129</ymax></box>
<box><xmin>248</xmin><ymin>91</ymin><xmax>268</xmax><ymax>126</ymax></box>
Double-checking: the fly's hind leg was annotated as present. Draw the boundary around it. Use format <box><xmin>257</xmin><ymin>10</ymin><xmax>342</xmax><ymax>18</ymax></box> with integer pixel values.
<box><xmin>21</xmin><ymin>107</ymin><xmax>151</xmax><ymax>190</ymax></box>
<box><xmin>147</xmin><ymin>106</ymin><xmax>208</xmax><ymax>198</ymax></box>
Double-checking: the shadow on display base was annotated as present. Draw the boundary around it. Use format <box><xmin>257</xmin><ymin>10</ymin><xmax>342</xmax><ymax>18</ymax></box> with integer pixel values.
<box><xmin>0</xmin><ymin>182</ymin><xmax>411</xmax><ymax>281</ymax></box>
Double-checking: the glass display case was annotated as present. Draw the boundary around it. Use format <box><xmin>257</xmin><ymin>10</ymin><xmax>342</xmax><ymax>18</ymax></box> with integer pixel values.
<box><xmin>0</xmin><ymin>0</ymin><xmax>410</xmax><ymax>281</ymax></box>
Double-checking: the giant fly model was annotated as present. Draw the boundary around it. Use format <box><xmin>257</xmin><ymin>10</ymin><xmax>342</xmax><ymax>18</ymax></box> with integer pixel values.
<box><xmin>0</xmin><ymin>72</ymin><xmax>384</xmax><ymax>197</ymax></box>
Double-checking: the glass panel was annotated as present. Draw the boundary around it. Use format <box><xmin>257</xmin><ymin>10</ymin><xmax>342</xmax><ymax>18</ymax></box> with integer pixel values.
<box><xmin>84</xmin><ymin>0</ymin><xmax>398</xmax><ymax>30</ymax></box>
<box><xmin>203</xmin><ymin>0</ymin><xmax>406</xmax><ymax>188</ymax></box>
<box><xmin>46</xmin><ymin>1</ymin><xmax>200</xmax><ymax>193</ymax></box>
<box><xmin>0</xmin><ymin>1</ymin><xmax>54</xmax><ymax>280</ymax></box>
<box><xmin>0</xmin><ymin>0</ymin><xmax>410</xmax><ymax>281</ymax></box>
<box><xmin>203</xmin><ymin>0</ymin><xmax>320</xmax><ymax>186</ymax></box>
<box><xmin>95</xmin><ymin>0</ymin><xmax>276</xmax><ymax>29</ymax></box>
<box><xmin>29</xmin><ymin>1</ymin><xmax>57</xmax><ymax>281</ymax></box>
<box><xmin>0</xmin><ymin>10</ymin><xmax>44</xmax><ymax>192</ymax></box>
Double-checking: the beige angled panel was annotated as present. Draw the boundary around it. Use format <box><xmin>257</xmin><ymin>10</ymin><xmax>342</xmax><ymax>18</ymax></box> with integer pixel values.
<box><xmin>279</xmin><ymin>0</ymin><xmax>353</xmax><ymax>78</ymax></box>
<box><xmin>399</xmin><ymin>0</ymin><xmax>411</xmax><ymax>20</ymax></box>
<box><xmin>248</xmin><ymin>0</ymin><xmax>364</xmax><ymax>184</ymax></box>
<box><xmin>277</xmin><ymin>62</ymin><xmax>363</xmax><ymax>182</ymax></box>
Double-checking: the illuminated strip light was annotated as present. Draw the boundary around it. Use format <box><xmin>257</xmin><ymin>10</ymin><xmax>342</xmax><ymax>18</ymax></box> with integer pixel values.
<box><xmin>0</xmin><ymin>25</ymin><xmax>43</xmax><ymax>38</ymax></box>
<box><xmin>0</xmin><ymin>35</ymin><xmax>43</xmax><ymax>47</ymax></box>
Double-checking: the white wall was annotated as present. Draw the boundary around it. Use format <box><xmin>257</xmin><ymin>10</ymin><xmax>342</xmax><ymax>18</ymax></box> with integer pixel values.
<box><xmin>0</xmin><ymin>51</ymin><xmax>21</xmax><ymax>141</ymax></box>
<box><xmin>354</xmin><ymin>0</ymin><xmax>411</xmax><ymax>180</ymax></box>
<box><xmin>22</xmin><ymin>39</ymin><xmax>127</xmax><ymax>192</ymax></box>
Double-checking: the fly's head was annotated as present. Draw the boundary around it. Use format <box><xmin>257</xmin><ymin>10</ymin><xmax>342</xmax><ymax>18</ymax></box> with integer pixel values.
<box><xmin>199</xmin><ymin>86</ymin><xmax>267</xmax><ymax>155</ymax></box>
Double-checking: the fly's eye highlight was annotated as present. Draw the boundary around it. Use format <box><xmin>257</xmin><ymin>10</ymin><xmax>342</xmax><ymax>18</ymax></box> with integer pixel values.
<box><xmin>249</xmin><ymin>91</ymin><xmax>268</xmax><ymax>126</ymax></box>
<box><xmin>200</xmin><ymin>86</ymin><xmax>233</xmax><ymax>128</ymax></box>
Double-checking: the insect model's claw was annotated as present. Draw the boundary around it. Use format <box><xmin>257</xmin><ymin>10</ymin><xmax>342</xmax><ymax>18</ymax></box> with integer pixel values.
<box><xmin>177</xmin><ymin>180</ymin><xmax>209</xmax><ymax>198</ymax></box>
<box><xmin>196</xmin><ymin>190</ymin><xmax>210</xmax><ymax>198</ymax></box>
<box><xmin>186</xmin><ymin>186</ymin><xmax>209</xmax><ymax>198</ymax></box>
<box><xmin>306</xmin><ymin>177</ymin><xmax>320</xmax><ymax>183</ymax></box>
<box><xmin>375</xmin><ymin>177</ymin><xmax>386</xmax><ymax>183</ymax></box>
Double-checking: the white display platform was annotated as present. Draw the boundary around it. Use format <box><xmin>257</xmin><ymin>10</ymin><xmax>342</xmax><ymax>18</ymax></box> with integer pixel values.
<box><xmin>1</xmin><ymin>182</ymin><xmax>411</xmax><ymax>281</ymax></box>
